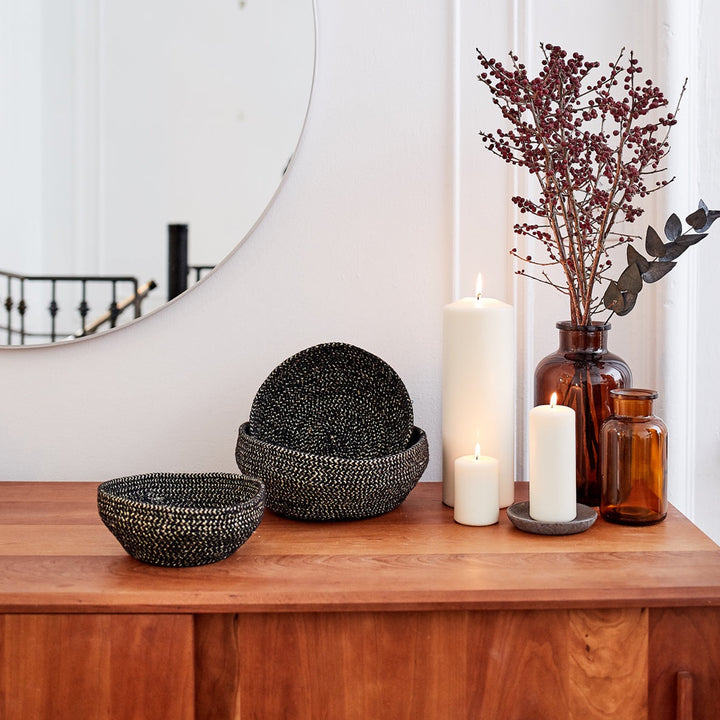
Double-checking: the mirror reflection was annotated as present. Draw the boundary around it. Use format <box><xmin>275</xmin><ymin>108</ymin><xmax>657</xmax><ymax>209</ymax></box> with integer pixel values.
<box><xmin>0</xmin><ymin>0</ymin><xmax>314</xmax><ymax>345</ymax></box>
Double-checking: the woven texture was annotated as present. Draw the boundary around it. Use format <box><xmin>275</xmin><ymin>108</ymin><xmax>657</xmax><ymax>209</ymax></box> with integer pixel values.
<box><xmin>250</xmin><ymin>342</ymin><xmax>414</xmax><ymax>459</ymax></box>
<box><xmin>97</xmin><ymin>472</ymin><xmax>265</xmax><ymax>567</ymax></box>
<box><xmin>235</xmin><ymin>423</ymin><xmax>428</xmax><ymax>521</ymax></box>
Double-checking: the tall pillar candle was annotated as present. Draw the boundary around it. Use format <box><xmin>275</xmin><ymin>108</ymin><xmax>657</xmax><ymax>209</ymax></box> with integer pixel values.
<box><xmin>442</xmin><ymin>275</ymin><xmax>515</xmax><ymax>507</ymax></box>
<box><xmin>529</xmin><ymin>393</ymin><xmax>577</xmax><ymax>522</ymax></box>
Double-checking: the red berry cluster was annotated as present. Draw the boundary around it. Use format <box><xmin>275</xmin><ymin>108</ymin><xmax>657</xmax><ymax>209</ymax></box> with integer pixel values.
<box><xmin>477</xmin><ymin>43</ymin><xmax>682</xmax><ymax>324</ymax></box>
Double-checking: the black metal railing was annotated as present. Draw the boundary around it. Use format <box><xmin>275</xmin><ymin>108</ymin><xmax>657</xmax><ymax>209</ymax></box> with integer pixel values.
<box><xmin>189</xmin><ymin>264</ymin><xmax>215</xmax><ymax>283</ymax></box>
<box><xmin>1</xmin><ymin>269</ymin><xmax>157</xmax><ymax>345</ymax></box>
<box><xmin>167</xmin><ymin>224</ymin><xmax>215</xmax><ymax>300</ymax></box>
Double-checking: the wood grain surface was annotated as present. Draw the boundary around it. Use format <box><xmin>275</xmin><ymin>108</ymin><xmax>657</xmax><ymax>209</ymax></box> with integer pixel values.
<box><xmin>193</xmin><ymin>608</ymin><xmax>652</xmax><ymax>720</ymax></box>
<box><xmin>1</xmin><ymin>481</ymin><xmax>719</xmax><ymax>613</ymax></box>
<box><xmin>568</xmin><ymin>608</ymin><xmax>648</xmax><ymax>718</ymax></box>
<box><xmin>0</xmin><ymin>614</ymin><xmax>193</xmax><ymax>720</ymax></box>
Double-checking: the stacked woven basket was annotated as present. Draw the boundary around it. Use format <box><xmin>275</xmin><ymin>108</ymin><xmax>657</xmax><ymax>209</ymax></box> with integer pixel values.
<box><xmin>235</xmin><ymin>342</ymin><xmax>429</xmax><ymax>520</ymax></box>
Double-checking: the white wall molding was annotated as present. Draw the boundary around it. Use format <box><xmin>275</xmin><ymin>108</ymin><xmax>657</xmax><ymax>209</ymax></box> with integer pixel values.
<box><xmin>451</xmin><ymin>0</ymin><xmax>462</xmax><ymax>301</ymax></box>
<box><xmin>453</xmin><ymin>0</ymin><xmax>525</xmax><ymax>477</ymax></box>
<box><xmin>72</xmin><ymin>0</ymin><xmax>103</xmax><ymax>274</ymax></box>
<box><xmin>657</xmin><ymin>0</ymin><xmax>699</xmax><ymax>518</ymax></box>
<box><xmin>659</xmin><ymin>0</ymin><xmax>720</xmax><ymax>541</ymax></box>
<box><xmin>510</xmin><ymin>0</ymin><xmax>534</xmax><ymax>483</ymax></box>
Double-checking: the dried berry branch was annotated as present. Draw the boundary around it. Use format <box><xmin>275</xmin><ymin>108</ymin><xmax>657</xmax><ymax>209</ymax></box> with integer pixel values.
<box><xmin>477</xmin><ymin>43</ymin><xmax>692</xmax><ymax>324</ymax></box>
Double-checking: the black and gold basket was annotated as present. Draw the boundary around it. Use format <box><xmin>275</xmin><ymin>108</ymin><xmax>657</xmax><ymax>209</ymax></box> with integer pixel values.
<box><xmin>236</xmin><ymin>423</ymin><xmax>428</xmax><ymax>520</ymax></box>
<box><xmin>236</xmin><ymin>342</ymin><xmax>429</xmax><ymax>521</ymax></box>
<box><xmin>97</xmin><ymin>472</ymin><xmax>265</xmax><ymax>567</ymax></box>
<box><xmin>249</xmin><ymin>342</ymin><xmax>415</xmax><ymax>458</ymax></box>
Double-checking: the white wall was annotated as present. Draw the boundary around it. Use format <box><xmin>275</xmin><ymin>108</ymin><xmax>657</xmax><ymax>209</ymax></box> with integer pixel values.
<box><xmin>0</xmin><ymin>1</ymin><xmax>718</xmax><ymax>543</ymax></box>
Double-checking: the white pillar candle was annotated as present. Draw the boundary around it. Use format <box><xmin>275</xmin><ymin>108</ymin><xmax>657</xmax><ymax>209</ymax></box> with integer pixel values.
<box><xmin>529</xmin><ymin>393</ymin><xmax>577</xmax><ymax>522</ymax></box>
<box><xmin>442</xmin><ymin>274</ymin><xmax>515</xmax><ymax>508</ymax></box>
<box><xmin>453</xmin><ymin>445</ymin><xmax>500</xmax><ymax>526</ymax></box>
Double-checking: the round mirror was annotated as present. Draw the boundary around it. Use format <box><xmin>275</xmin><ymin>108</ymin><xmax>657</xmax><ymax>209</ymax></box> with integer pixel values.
<box><xmin>0</xmin><ymin>0</ymin><xmax>315</xmax><ymax>345</ymax></box>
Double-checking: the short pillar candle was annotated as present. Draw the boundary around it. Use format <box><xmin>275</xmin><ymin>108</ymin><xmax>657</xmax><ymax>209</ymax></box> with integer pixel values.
<box><xmin>454</xmin><ymin>445</ymin><xmax>500</xmax><ymax>526</ymax></box>
<box><xmin>529</xmin><ymin>393</ymin><xmax>577</xmax><ymax>522</ymax></box>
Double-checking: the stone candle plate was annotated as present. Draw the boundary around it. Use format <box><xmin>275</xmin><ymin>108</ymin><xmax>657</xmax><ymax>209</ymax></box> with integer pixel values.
<box><xmin>506</xmin><ymin>501</ymin><xmax>597</xmax><ymax>535</ymax></box>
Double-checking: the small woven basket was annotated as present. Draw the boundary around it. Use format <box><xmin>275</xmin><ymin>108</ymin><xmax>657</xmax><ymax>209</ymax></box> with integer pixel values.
<box><xmin>235</xmin><ymin>423</ymin><xmax>428</xmax><ymax>521</ymax></box>
<box><xmin>249</xmin><ymin>342</ymin><xmax>414</xmax><ymax>459</ymax></box>
<box><xmin>97</xmin><ymin>472</ymin><xmax>265</xmax><ymax>567</ymax></box>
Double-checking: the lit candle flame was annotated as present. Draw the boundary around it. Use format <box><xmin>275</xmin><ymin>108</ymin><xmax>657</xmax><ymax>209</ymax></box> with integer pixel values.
<box><xmin>475</xmin><ymin>272</ymin><xmax>483</xmax><ymax>301</ymax></box>
<box><xmin>550</xmin><ymin>392</ymin><xmax>558</xmax><ymax>408</ymax></box>
<box><xmin>474</xmin><ymin>443</ymin><xmax>481</xmax><ymax>461</ymax></box>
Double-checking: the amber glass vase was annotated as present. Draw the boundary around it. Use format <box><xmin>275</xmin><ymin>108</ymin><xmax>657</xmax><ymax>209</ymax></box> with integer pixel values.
<box><xmin>600</xmin><ymin>389</ymin><xmax>668</xmax><ymax>525</ymax></box>
<box><xmin>534</xmin><ymin>322</ymin><xmax>632</xmax><ymax>506</ymax></box>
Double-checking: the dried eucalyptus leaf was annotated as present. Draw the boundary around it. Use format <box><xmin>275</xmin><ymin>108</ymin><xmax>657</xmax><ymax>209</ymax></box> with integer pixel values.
<box><xmin>686</xmin><ymin>208</ymin><xmax>707</xmax><ymax>230</ymax></box>
<box><xmin>645</xmin><ymin>226</ymin><xmax>666</xmax><ymax>257</ymax></box>
<box><xmin>628</xmin><ymin>244</ymin><xmax>650</xmax><ymax>272</ymax></box>
<box><xmin>697</xmin><ymin>211</ymin><xmax>720</xmax><ymax>233</ymax></box>
<box><xmin>675</xmin><ymin>232</ymin><xmax>708</xmax><ymax>248</ymax></box>
<box><xmin>664</xmin><ymin>213</ymin><xmax>683</xmax><ymax>241</ymax></box>
<box><xmin>602</xmin><ymin>282</ymin><xmax>624</xmax><ymax>313</ymax></box>
<box><xmin>691</xmin><ymin>200</ymin><xmax>720</xmax><ymax>232</ymax></box>
<box><xmin>615</xmin><ymin>291</ymin><xmax>637</xmax><ymax>316</ymax></box>
<box><xmin>642</xmin><ymin>261</ymin><xmax>676</xmax><ymax>283</ymax></box>
<box><xmin>659</xmin><ymin>242</ymin><xmax>687</xmax><ymax>261</ymax></box>
<box><xmin>617</xmin><ymin>262</ymin><xmax>642</xmax><ymax>294</ymax></box>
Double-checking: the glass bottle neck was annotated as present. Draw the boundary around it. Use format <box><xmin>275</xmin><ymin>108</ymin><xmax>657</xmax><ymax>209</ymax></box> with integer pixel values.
<box><xmin>611</xmin><ymin>389</ymin><xmax>658</xmax><ymax>418</ymax></box>
<box><xmin>556</xmin><ymin>321</ymin><xmax>609</xmax><ymax>354</ymax></box>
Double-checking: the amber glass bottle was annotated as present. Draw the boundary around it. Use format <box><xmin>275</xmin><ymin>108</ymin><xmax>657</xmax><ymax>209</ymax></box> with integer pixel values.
<box><xmin>600</xmin><ymin>389</ymin><xmax>668</xmax><ymax>525</ymax></box>
<box><xmin>534</xmin><ymin>322</ymin><xmax>632</xmax><ymax>506</ymax></box>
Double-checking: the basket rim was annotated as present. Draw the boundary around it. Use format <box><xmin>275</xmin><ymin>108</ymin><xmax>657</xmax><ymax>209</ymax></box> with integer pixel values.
<box><xmin>237</xmin><ymin>422</ymin><xmax>427</xmax><ymax>466</ymax></box>
<box><xmin>97</xmin><ymin>472</ymin><xmax>265</xmax><ymax>516</ymax></box>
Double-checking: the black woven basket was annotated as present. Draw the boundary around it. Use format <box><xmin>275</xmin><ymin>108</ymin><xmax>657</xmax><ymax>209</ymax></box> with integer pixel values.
<box><xmin>97</xmin><ymin>472</ymin><xmax>265</xmax><ymax>567</ymax></box>
<box><xmin>235</xmin><ymin>423</ymin><xmax>428</xmax><ymax>521</ymax></box>
<box><xmin>250</xmin><ymin>342</ymin><xmax>414</xmax><ymax>459</ymax></box>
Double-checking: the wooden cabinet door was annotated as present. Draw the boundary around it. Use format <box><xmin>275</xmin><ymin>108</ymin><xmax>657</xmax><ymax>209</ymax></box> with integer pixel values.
<box><xmin>649</xmin><ymin>607</ymin><xmax>720</xmax><ymax>720</ymax></box>
<box><xmin>195</xmin><ymin>608</ymin><xmax>648</xmax><ymax>720</ymax></box>
<box><xmin>0</xmin><ymin>614</ymin><xmax>194</xmax><ymax>720</ymax></box>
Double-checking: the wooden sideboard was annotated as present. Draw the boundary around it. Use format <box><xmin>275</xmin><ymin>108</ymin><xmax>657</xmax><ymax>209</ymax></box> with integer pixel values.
<box><xmin>1</xmin><ymin>481</ymin><xmax>719</xmax><ymax>719</ymax></box>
